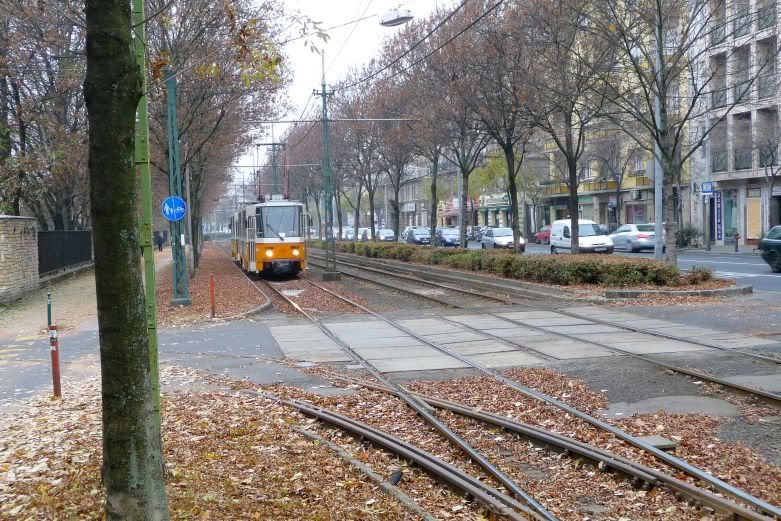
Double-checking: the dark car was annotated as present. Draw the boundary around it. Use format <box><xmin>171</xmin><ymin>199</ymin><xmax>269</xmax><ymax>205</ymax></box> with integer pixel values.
<box><xmin>406</xmin><ymin>228</ymin><xmax>431</xmax><ymax>245</ymax></box>
<box><xmin>760</xmin><ymin>225</ymin><xmax>781</xmax><ymax>272</ymax></box>
<box><xmin>435</xmin><ymin>227</ymin><xmax>460</xmax><ymax>247</ymax></box>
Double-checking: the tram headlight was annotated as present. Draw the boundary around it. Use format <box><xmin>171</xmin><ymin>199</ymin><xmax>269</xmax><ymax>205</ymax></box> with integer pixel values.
<box><xmin>265</xmin><ymin>249</ymin><xmax>274</xmax><ymax>258</ymax></box>
<box><xmin>292</xmin><ymin>248</ymin><xmax>300</xmax><ymax>256</ymax></box>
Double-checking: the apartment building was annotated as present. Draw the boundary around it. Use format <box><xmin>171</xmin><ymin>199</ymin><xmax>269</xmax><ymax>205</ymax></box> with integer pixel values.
<box><xmin>691</xmin><ymin>0</ymin><xmax>779</xmax><ymax>246</ymax></box>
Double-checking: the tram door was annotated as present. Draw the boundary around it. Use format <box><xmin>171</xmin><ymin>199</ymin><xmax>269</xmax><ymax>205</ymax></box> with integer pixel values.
<box><xmin>247</xmin><ymin>215</ymin><xmax>257</xmax><ymax>271</ymax></box>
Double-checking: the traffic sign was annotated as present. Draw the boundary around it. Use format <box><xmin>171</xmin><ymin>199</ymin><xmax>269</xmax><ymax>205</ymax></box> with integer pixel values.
<box><xmin>161</xmin><ymin>196</ymin><xmax>187</xmax><ymax>222</ymax></box>
<box><xmin>701</xmin><ymin>181</ymin><xmax>714</xmax><ymax>194</ymax></box>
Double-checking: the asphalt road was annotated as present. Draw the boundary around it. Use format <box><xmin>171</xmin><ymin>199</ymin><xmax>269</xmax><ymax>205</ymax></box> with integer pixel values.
<box><xmin>462</xmin><ymin>240</ymin><xmax>781</xmax><ymax>293</ymax></box>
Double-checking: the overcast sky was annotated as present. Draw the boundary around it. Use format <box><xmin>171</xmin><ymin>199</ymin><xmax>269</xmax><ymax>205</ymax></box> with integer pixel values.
<box><xmin>238</xmin><ymin>0</ymin><xmax>447</xmax><ymax>187</ymax></box>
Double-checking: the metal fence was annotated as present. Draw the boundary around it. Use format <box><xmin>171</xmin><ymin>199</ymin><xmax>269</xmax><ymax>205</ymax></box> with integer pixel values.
<box><xmin>38</xmin><ymin>230</ymin><xmax>93</xmax><ymax>276</ymax></box>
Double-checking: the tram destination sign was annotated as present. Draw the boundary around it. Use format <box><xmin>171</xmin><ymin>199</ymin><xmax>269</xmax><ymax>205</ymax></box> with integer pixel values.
<box><xmin>162</xmin><ymin>196</ymin><xmax>187</xmax><ymax>222</ymax></box>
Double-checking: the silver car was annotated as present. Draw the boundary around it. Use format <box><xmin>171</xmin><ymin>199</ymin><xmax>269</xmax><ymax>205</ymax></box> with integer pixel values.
<box><xmin>481</xmin><ymin>227</ymin><xmax>525</xmax><ymax>252</ymax></box>
<box><xmin>608</xmin><ymin>223</ymin><xmax>665</xmax><ymax>252</ymax></box>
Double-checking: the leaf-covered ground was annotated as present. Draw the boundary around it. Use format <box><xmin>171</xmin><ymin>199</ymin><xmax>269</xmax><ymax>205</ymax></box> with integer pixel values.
<box><xmin>2</xmin><ymin>364</ymin><xmax>778</xmax><ymax>520</ymax></box>
<box><xmin>156</xmin><ymin>243</ymin><xmax>267</xmax><ymax>327</ymax></box>
<box><xmin>0</xmin><ymin>367</ymin><xmax>490</xmax><ymax>520</ymax></box>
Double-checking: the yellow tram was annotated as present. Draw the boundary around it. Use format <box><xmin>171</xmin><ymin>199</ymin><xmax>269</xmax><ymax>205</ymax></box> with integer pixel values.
<box><xmin>231</xmin><ymin>196</ymin><xmax>306</xmax><ymax>275</ymax></box>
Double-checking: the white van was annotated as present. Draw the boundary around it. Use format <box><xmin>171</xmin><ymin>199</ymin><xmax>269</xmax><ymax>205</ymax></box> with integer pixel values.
<box><xmin>549</xmin><ymin>219</ymin><xmax>614</xmax><ymax>254</ymax></box>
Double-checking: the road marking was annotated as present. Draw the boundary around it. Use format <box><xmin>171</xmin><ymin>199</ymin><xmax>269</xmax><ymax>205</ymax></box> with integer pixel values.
<box><xmin>715</xmin><ymin>271</ymin><xmax>779</xmax><ymax>279</ymax></box>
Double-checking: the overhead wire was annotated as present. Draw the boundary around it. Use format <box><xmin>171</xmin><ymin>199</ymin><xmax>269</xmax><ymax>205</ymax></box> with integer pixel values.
<box><xmin>326</xmin><ymin>0</ymin><xmax>375</xmax><ymax>75</ymax></box>
<box><xmin>339</xmin><ymin>0</ymin><xmax>472</xmax><ymax>90</ymax></box>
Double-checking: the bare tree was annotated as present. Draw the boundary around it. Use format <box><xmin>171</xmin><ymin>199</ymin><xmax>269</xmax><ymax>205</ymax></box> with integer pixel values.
<box><xmin>527</xmin><ymin>0</ymin><xmax>613</xmax><ymax>253</ymax></box>
<box><xmin>591</xmin><ymin>0</ymin><xmax>778</xmax><ymax>261</ymax></box>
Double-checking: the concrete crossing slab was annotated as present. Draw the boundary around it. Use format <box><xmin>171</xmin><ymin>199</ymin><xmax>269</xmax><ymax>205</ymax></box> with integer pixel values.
<box><xmin>371</xmin><ymin>355</ymin><xmax>470</xmax><ymax>372</ymax></box>
<box><xmin>481</xmin><ymin>328</ymin><xmax>549</xmax><ymax>339</ymax></box>
<box><xmin>497</xmin><ymin>311</ymin><xmax>568</xmax><ymax>320</ymax></box>
<box><xmin>539</xmin><ymin>324</ymin><xmax>624</xmax><ymax>335</ymax></box>
<box><xmin>342</xmin><ymin>336</ymin><xmax>426</xmax><ymax>348</ymax></box>
<box><xmin>604</xmin><ymin>340</ymin><xmax>706</xmax><ymax>354</ymax></box>
<box><xmin>423</xmin><ymin>331</ymin><xmax>487</xmax><ymax>344</ymax></box>
<box><xmin>470</xmin><ymin>350</ymin><xmax>545</xmax><ymax>367</ymax></box>
<box><xmin>516</xmin><ymin>317</ymin><xmax>594</xmax><ymax>327</ymax></box>
<box><xmin>515</xmin><ymin>339</ymin><xmax>616</xmax><ymax>359</ymax></box>
<box><xmin>353</xmin><ymin>345</ymin><xmax>441</xmax><ymax>359</ymax></box>
<box><xmin>443</xmin><ymin>316</ymin><xmax>518</xmax><ymax>330</ymax></box>
<box><xmin>442</xmin><ymin>340</ymin><xmax>517</xmax><ymax>355</ymax></box>
<box><xmin>722</xmin><ymin>374</ymin><xmax>781</xmax><ymax>393</ymax></box>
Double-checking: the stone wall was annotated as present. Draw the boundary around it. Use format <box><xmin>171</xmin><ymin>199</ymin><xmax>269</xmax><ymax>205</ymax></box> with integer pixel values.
<box><xmin>0</xmin><ymin>216</ymin><xmax>39</xmax><ymax>304</ymax></box>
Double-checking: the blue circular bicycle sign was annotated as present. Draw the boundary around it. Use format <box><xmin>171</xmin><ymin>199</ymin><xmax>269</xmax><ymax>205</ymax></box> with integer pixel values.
<box><xmin>161</xmin><ymin>196</ymin><xmax>187</xmax><ymax>222</ymax></box>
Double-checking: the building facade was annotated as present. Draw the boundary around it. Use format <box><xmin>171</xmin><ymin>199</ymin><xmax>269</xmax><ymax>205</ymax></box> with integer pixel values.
<box><xmin>691</xmin><ymin>0</ymin><xmax>779</xmax><ymax>246</ymax></box>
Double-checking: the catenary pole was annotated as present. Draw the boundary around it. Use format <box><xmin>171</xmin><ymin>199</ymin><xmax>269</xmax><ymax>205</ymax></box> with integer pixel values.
<box><xmin>165</xmin><ymin>70</ymin><xmax>192</xmax><ymax>304</ymax></box>
<box><xmin>133</xmin><ymin>0</ymin><xmax>162</xmax><ymax>424</ymax></box>
<box><xmin>315</xmin><ymin>52</ymin><xmax>340</xmax><ymax>280</ymax></box>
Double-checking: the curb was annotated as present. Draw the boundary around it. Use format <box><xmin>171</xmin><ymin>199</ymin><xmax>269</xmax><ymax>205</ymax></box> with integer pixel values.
<box><xmin>679</xmin><ymin>248</ymin><xmax>760</xmax><ymax>257</ymax></box>
<box><xmin>603</xmin><ymin>285</ymin><xmax>753</xmax><ymax>299</ymax></box>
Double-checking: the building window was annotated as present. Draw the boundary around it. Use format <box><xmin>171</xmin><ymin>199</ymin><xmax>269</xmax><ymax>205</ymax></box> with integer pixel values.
<box><xmin>632</xmin><ymin>150</ymin><xmax>645</xmax><ymax>174</ymax></box>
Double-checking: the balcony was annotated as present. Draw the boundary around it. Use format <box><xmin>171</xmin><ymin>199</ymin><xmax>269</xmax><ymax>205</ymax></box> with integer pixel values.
<box><xmin>759</xmin><ymin>144</ymin><xmax>778</xmax><ymax>167</ymax></box>
<box><xmin>734</xmin><ymin>148</ymin><xmax>753</xmax><ymax>170</ymax></box>
<box><xmin>758</xmin><ymin>74</ymin><xmax>777</xmax><ymax>98</ymax></box>
<box><xmin>711</xmin><ymin>88</ymin><xmax>727</xmax><ymax>108</ymax></box>
<box><xmin>712</xmin><ymin>150</ymin><xmax>728</xmax><ymax>172</ymax></box>
<box><xmin>710</xmin><ymin>22</ymin><xmax>726</xmax><ymax>45</ymax></box>
<box><xmin>757</xmin><ymin>4</ymin><xmax>777</xmax><ymax>31</ymax></box>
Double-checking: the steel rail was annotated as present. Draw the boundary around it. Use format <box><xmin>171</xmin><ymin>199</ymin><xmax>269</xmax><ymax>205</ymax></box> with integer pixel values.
<box><xmin>333</xmin><ymin>376</ymin><xmax>773</xmax><ymax>521</ymax></box>
<box><xmin>251</xmin><ymin>390</ymin><xmax>529</xmax><ymax>521</ymax></box>
<box><xmin>302</xmin><ymin>276</ymin><xmax>781</xmax><ymax>519</ymax></box>
<box><xmin>312</xmin><ymin>249</ymin><xmax>780</xmax><ymax>365</ymax></box>
<box><xmin>482</xmin><ymin>313</ymin><xmax>781</xmax><ymax>406</ymax></box>
<box><xmin>308</xmin><ymin>252</ymin><xmax>781</xmax><ymax>402</ymax></box>
<box><xmin>259</xmin><ymin>278</ymin><xmax>556</xmax><ymax>521</ymax></box>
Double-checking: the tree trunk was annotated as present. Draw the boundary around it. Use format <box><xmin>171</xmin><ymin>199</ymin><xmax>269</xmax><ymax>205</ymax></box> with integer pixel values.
<box><xmin>504</xmin><ymin>146</ymin><xmax>522</xmax><ymax>252</ymax></box>
<box><xmin>391</xmin><ymin>183</ymin><xmax>401</xmax><ymax>242</ymax></box>
<box><xmin>460</xmin><ymin>170</ymin><xmax>469</xmax><ymax>248</ymax></box>
<box><xmin>353</xmin><ymin>189</ymin><xmax>361</xmax><ymax>241</ymax></box>
<box><xmin>367</xmin><ymin>186</ymin><xmax>377</xmax><ymax>242</ymax></box>
<box><xmin>567</xmin><ymin>157</ymin><xmax>580</xmax><ymax>253</ymax></box>
<box><xmin>313</xmin><ymin>196</ymin><xmax>322</xmax><ymax>238</ymax></box>
<box><xmin>663</xmin><ymin>161</ymin><xmax>679</xmax><ymax>264</ymax></box>
<box><xmin>335</xmin><ymin>192</ymin><xmax>343</xmax><ymax>239</ymax></box>
<box><xmin>84</xmin><ymin>1</ymin><xmax>169</xmax><ymax>519</ymax></box>
<box><xmin>429</xmin><ymin>152</ymin><xmax>439</xmax><ymax>245</ymax></box>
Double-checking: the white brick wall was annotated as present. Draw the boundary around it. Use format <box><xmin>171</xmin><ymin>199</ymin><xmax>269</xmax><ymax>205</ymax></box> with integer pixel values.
<box><xmin>0</xmin><ymin>216</ymin><xmax>39</xmax><ymax>304</ymax></box>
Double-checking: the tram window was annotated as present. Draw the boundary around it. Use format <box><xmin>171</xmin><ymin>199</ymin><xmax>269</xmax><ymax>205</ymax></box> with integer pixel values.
<box><xmin>258</xmin><ymin>206</ymin><xmax>302</xmax><ymax>239</ymax></box>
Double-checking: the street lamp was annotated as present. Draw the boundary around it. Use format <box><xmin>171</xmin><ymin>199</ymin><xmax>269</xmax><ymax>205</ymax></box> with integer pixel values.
<box><xmin>380</xmin><ymin>8</ymin><xmax>414</xmax><ymax>27</ymax></box>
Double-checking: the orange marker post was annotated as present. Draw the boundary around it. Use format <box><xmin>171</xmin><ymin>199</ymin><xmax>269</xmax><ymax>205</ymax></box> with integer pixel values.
<box><xmin>49</xmin><ymin>325</ymin><xmax>61</xmax><ymax>399</ymax></box>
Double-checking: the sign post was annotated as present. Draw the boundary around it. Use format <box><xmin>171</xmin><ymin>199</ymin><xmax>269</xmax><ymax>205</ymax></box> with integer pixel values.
<box><xmin>47</xmin><ymin>292</ymin><xmax>61</xmax><ymax>399</ymax></box>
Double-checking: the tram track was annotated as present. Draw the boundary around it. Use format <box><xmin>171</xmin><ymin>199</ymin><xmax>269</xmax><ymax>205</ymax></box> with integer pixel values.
<box><xmin>292</xmin><ymin>271</ymin><xmax>781</xmax><ymax>518</ymax></box>
<box><xmin>228</xmin><ymin>249</ymin><xmax>780</xmax><ymax>519</ymax></box>
<box><xmin>306</xmin><ymin>251</ymin><xmax>781</xmax><ymax>406</ymax></box>
<box><xmin>257</xmin><ymin>275</ymin><xmax>553</xmax><ymax>520</ymax></box>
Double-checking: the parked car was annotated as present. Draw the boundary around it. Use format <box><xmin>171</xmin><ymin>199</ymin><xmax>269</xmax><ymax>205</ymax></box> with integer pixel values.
<box><xmin>481</xmin><ymin>227</ymin><xmax>525</xmax><ymax>252</ymax></box>
<box><xmin>342</xmin><ymin>228</ymin><xmax>354</xmax><ymax>240</ymax></box>
<box><xmin>534</xmin><ymin>225</ymin><xmax>551</xmax><ymax>244</ymax></box>
<box><xmin>435</xmin><ymin>227</ymin><xmax>460</xmax><ymax>247</ymax></box>
<box><xmin>406</xmin><ymin>228</ymin><xmax>431</xmax><ymax>245</ymax></box>
<box><xmin>357</xmin><ymin>227</ymin><xmax>373</xmax><ymax>241</ymax></box>
<box><xmin>550</xmin><ymin>219</ymin><xmax>614</xmax><ymax>254</ymax></box>
<box><xmin>476</xmin><ymin>225</ymin><xmax>494</xmax><ymax>242</ymax></box>
<box><xmin>466</xmin><ymin>225</ymin><xmax>481</xmax><ymax>240</ymax></box>
<box><xmin>760</xmin><ymin>225</ymin><xmax>781</xmax><ymax>272</ymax></box>
<box><xmin>377</xmin><ymin>228</ymin><xmax>395</xmax><ymax>242</ymax></box>
<box><xmin>608</xmin><ymin>223</ymin><xmax>665</xmax><ymax>253</ymax></box>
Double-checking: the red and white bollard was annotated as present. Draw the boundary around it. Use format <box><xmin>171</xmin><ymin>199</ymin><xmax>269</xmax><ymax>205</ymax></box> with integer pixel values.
<box><xmin>49</xmin><ymin>325</ymin><xmax>61</xmax><ymax>399</ymax></box>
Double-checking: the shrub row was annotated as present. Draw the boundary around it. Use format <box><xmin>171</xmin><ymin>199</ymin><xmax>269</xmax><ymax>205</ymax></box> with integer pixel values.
<box><xmin>308</xmin><ymin>240</ymin><xmax>701</xmax><ymax>287</ymax></box>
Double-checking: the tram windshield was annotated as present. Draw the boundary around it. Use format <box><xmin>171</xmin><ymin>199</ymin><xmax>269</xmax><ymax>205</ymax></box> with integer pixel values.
<box><xmin>258</xmin><ymin>206</ymin><xmax>302</xmax><ymax>239</ymax></box>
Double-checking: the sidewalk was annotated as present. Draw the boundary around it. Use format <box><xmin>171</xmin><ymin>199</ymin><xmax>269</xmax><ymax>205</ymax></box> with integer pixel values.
<box><xmin>679</xmin><ymin>244</ymin><xmax>761</xmax><ymax>256</ymax></box>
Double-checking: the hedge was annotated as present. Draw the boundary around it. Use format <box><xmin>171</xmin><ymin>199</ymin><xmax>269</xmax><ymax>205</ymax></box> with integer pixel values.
<box><xmin>308</xmin><ymin>240</ymin><xmax>691</xmax><ymax>287</ymax></box>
